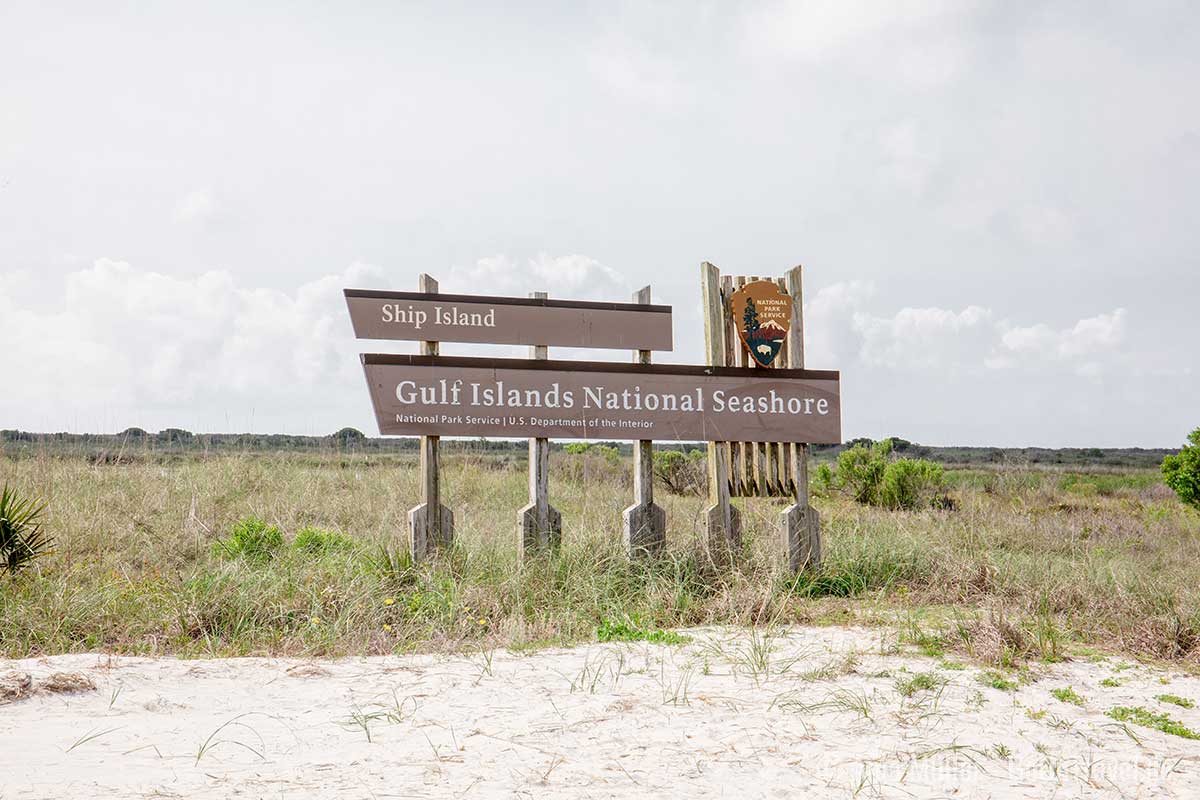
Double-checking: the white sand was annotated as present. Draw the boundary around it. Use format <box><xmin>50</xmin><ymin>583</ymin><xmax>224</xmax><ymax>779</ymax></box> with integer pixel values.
<box><xmin>3</xmin><ymin>626</ymin><xmax>1199</xmax><ymax>799</ymax></box>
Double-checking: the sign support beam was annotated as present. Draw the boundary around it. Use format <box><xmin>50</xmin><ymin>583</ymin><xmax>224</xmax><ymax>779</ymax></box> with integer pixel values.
<box><xmin>518</xmin><ymin>291</ymin><xmax>562</xmax><ymax>556</ymax></box>
<box><xmin>622</xmin><ymin>285</ymin><xmax>666</xmax><ymax>557</ymax></box>
<box><xmin>701</xmin><ymin>262</ymin><xmax>741</xmax><ymax>557</ymax></box>
<box><xmin>780</xmin><ymin>264</ymin><xmax>821</xmax><ymax>571</ymax></box>
<box><xmin>407</xmin><ymin>273</ymin><xmax>454</xmax><ymax>561</ymax></box>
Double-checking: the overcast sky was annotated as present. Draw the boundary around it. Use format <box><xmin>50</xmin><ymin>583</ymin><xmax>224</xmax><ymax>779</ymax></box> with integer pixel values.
<box><xmin>2</xmin><ymin>1</ymin><xmax>1196</xmax><ymax>446</ymax></box>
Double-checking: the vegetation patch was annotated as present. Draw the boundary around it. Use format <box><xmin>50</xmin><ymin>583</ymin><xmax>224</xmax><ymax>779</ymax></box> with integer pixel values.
<box><xmin>1106</xmin><ymin>706</ymin><xmax>1200</xmax><ymax>739</ymax></box>
<box><xmin>596</xmin><ymin>618</ymin><xmax>689</xmax><ymax>646</ymax></box>
<box><xmin>1050</xmin><ymin>686</ymin><xmax>1085</xmax><ymax>706</ymax></box>
<box><xmin>977</xmin><ymin>670</ymin><xmax>1019</xmax><ymax>691</ymax></box>
<box><xmin>294</xmin><ymin>527</ymin><xmax>355</xmax><ymax>555</ymax></box>
<box><xmin>1155</xmin><ymin>693</ymin><xmax>1195</xmax><ymax>709</ymax></box>
<box><xmin>895</xmin><ymin>671</ymin><xmax>945</xmax><ymax>697</ymax></box>
<box><xmin>212</xmin><ymin>517</ymin><xmax>284</xmax><ymax>561</ymax></box>
<box><xmin>0</xmin><ymin>484</ymin><xmax>52</xmax><ymax>574</ymax></box>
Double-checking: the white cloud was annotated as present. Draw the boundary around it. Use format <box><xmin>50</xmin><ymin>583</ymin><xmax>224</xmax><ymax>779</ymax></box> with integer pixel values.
<box><xmin>0</xmin><ymin>258</ymin><xmax>384</xmax><ymax>432</ymax></box>
<box><xmin>854</xmin><ymin>305</ymin><xmax>994</xmax><ymax>370</ymax></box>
<box><xmin>804</xmin><ymin>281</ymin><xmax>1129</xmax><ymax>377</ymax></box>
<box><xmin>443</xmin><ymin>254</ymin><xmax>629</xmax><ymax>300</ymax></box>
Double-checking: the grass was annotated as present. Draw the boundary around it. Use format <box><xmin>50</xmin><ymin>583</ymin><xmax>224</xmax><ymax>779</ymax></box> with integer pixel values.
<box><xmin>1106</xmin><ymin>706</ymin><xmax>1200</xmax><ymax>740</ymax></box>
<box><xmin>894</xmin><ymin>671</ymin><xmax>946</xmax><ymax>697</ymax></box>
<box><xmin>0</xmin><ymin>451</ymin><xmax>1198</xmax><ymax>662</ymax></box>
<box><xmin>1155</xmin><ymin>693</ymin><xmax>1195</xmax><ymax>709</ymax></box>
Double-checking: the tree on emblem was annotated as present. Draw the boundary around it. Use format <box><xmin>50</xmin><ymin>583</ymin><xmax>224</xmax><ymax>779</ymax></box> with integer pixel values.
<box><xmin>743</xmin><ymin>298</ymin><xmax>760</xmax><ymax>335</ymax></box>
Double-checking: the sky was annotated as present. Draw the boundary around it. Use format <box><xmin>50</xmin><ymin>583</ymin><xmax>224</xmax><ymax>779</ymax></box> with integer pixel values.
<box><xmin>1</xmin><ymin>1</ymin><xmax>1196</xmax><ymax>447</ymax></box>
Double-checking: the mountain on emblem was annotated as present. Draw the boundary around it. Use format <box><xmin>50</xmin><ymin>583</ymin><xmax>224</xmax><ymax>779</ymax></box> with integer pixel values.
<box><xmin>729</xmin><ymin>280</ymin><xmax>793</xmax><ymax>368</ymax></box>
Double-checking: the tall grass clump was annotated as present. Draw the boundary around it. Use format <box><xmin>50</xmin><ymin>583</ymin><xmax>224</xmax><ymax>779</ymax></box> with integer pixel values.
<box><xmin>213</xmin><ymin>516</ymin><xmax>284</xmax><ymax>561</ymax></box>
<box><xmin>294</xmin><ymin>526</ymin><xmax>355</xmax><ymax>555</ymax></box>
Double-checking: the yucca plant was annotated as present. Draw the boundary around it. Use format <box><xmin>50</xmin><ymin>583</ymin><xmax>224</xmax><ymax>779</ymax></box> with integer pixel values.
<box><xmin>0</xmin><ymin>484</ymin><xmax>52</xmax><ymax>574</ymax></box>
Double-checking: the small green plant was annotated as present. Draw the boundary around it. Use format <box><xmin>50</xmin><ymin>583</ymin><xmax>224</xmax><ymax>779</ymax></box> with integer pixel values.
<box><xmin>1050</xmin><ymin>686</ymin><xmax>1085</xmax><ymax>707</ymax></box>
<box><xmin>992</xmin><ymin>743</ymin><xmax>1012</xmax><ymax>760</ymax></box>
<box><xmin>1106</xmin><ymin>706</ymin><xmax>1200</xmax><ymax>739</ymax></box>
<box><xmin>0</xmin><ymin>484</ymin><xmax>53</xmax><ymax>574</ymax></box>
<box><xmin>596</xmin><ymin>618</ymin><xmax>688</xmax><ymax>646</ymax></box>
<box><xmin>1155</xmin><ymin>694</ymin><xmax>1195</xmax><ymax>709</ymax></box>
<box><xmin>1162</xmin><ymin>428</ymin><xmax>1200</xmax><ymax>509</ymax></box>
<box><xmin>293</xmin><ymin>526</ymin><xmax>354</xmax><ymax>555</ymax></box>
<box><xmin>213</xmin><ymin>516</ymin><xmax>284</xmax><ymax>561</ymax></box>
<box><xmin>895</xmin><ymin>671</ymin><xmax>945</xmax><ymax>697</ymax></box>
<box><xmin>977</xmin><ymin>670</ymin><xmax>1018</xmax><ymax>691</ymax></box>
<box><xmin>1100</xmin><ymin>677</ymin><xmax>1121</xmax><ymax>688</ymax></box>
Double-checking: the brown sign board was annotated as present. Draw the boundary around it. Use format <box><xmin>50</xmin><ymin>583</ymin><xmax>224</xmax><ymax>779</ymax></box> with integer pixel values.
<box><xmin>345</xmin><ymin>289</ymin><xmax>673</xmax><ymax>351</ymax></box>
<box><xmin>361</xmin><ymin>355</ymin><xmax>841</xmax><ymax>444</ymax></box>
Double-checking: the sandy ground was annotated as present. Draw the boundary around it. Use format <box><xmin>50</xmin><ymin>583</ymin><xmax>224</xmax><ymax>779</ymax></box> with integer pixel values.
<box><xmin>3</xmin><ymin>627</ymin><xmax>1200</xmax><ymax>799</ymax></box>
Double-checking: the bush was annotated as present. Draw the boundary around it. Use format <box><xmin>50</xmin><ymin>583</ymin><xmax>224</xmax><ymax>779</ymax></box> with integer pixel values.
<box><xmin>880</xmin><ymin>459</ymin><xmax>945</xmax><ymax>510</ymax></box>
<box><xmin>294</xmin><ymin>526</ymin><xmax>355</xmax><ymax>555</ymax></box>
<box><xmin>829</xmin><ymin>440</ymin><xmax>946</xmax><ymax>510</ymax></box>
<box><xmin>836</xmin><ymin>440</ymin><xmax>891</xmax><ymax>504</ymax></box>
<box><xmin>213</xmin><ymin>516</ymin><xmax>284</xmax><ymax>561</ymax></box>
<box><xmin>1162</xmin><ymin>429</ymin><xmax>1200</xmax><ymax>510</ymax></box>
<box><xmin>812</xmin><ymin>462</ymin><xmax>835</xmax><ymax>497</ymax></box>
<box><xmin>0</xmin><ymin>484</ymin><xmax>53</xmax><ymax>574</ymax></box>
<box><xmin>653</xmin><ymin>449</ymin><xmax>706</xmax><ymax>495</ymax></box>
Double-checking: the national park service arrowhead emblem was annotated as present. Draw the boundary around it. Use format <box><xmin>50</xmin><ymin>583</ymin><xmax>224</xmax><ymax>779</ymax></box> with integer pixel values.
<box><xmin>730</xmin><ymin>280</ymin><xmax>792</xmax><ymax>367</ymax></box>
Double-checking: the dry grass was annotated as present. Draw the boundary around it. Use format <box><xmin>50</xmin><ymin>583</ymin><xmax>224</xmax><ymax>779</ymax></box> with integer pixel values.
<box><xmin>0</xmin><ymin>449</ymin><xmax>1198</xmax><ymax>665</ymax></box>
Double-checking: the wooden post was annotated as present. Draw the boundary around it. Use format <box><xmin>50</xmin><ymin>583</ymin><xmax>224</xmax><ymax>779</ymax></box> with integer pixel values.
<box><xmin>407</xmin><ymin>273</ymin><xmax>454</xmax><ymax>561</ymax></box>
<box><xmin>701</xmin><ymin>262</ymin><xmax>741</xmax><ymax>554</ymax></box>
<box><xmin>518</xmin><ymin>291</ymin><xmax>562</xmax><ymax>556</ymax></box>
<box><xmin>622</xmin><ymin>285</ymin><xmax>666</xmax><ymax>557</ymax></box>
<box><xmin>780</xmin><ymin>264</ymin><xmax>821</xmax><ymax>571</ymax></box>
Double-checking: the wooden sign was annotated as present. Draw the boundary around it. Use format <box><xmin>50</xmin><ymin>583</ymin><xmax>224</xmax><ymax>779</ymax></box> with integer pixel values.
<box><xmin>344</xmin><ymin>289</ymin><xmax>673</xmax><ymax>351</ymax></box>
<box><xmin>730</xmin><ymin>280</ymin><xmax>792</xmax><ymax>367</ymax></box>
<box><xmin>360</xmin><ymin>354</ymin><xmax>841</xmax><ymax>444</ymax></box>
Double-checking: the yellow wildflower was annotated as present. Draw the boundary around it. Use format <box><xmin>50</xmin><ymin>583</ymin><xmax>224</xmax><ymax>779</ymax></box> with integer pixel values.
<box><xmin>383</xmin><ymin>597</ymin><xmax>395</xmax><ymax>606</ymax></box>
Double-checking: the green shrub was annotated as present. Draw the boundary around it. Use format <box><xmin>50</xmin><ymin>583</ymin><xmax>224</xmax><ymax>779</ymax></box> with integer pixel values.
<box><xmin>880</xmin><ymin>459</ymin><xmax>945</xmax><ymax>510</ymax></box>
<box><xmin>294</xmin><ymin>526</ymin><xmax>355</xmax><ymax>555</ymax></box>
<box><xmin>563</xmin><ymin>442</ymin><xmax>591</xmax><ymax>455</ymax></box>
<box><xmin>830</xmin><ymin>439</ymin><xmax>946</xmax><ymax>510</ymax></box>
<box><xmin>653</xmin><ymin>449</ymin><xmax>705</xmax><ymax>495</ymax></box>
<box><xmin>836</xmin><ymin>439</ymin><xmax>891</xmax><ymax>504</ymax></box>
<box><xmin>213</xmin><ymin>516</ymin><xmax>284</xmax><ymax>561</ymax></box>
<box><xmin>1162</xmin><ymin>429</ymin><xmax>1200</xmax><ymax>510</ymax></box>
<box><xmin>0</xmin><ymin>484</ymin><xmax>53</xmax><ymax>574</ymax></box>
<box><xmin>812</xmin><ymin>462</ymin><xmax>835</xmax><ymax>497</ymax></box>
